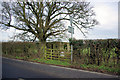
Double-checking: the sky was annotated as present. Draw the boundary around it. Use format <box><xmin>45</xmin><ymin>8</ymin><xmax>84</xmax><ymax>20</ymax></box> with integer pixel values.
<box><xmin>73</xmin><ymin>1</ymin><xmax>118</xmax><ymax>40</ymax></box>
<box><xmin>0</xmin><ymin>0</ymin><xmax>119</xmax><ymax>42</ymax></box>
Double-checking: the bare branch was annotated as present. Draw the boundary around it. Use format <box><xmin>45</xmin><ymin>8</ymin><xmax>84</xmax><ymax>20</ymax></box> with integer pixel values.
<box><xmin>0</xmin><ymin>1</ymin><xmax>98</xmax><ymax>42</ymax></box>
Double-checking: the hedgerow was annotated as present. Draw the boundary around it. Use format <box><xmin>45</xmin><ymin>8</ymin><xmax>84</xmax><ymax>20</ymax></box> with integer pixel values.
<box><xmin>69</xmin><ymin>39</ymin><xmax>120</xmax><ymax>67</ymax></box>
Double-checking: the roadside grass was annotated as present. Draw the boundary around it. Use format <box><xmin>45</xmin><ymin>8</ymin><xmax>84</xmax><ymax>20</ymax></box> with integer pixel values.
<box><xmin>15</xmin><ymin>56</ymin><xmax>24</xmax><ymax>59</ymax></box>
<box><xmin>78</xmin><ymin>64</ymin><xmax>119</xmax><ymax>74</ymax></box>
<box><xmin>98</xmin><ymin>65</ymin><xmax>119</xmax><ymax>73</ymax></box>
<box><xmin>3</xmin><ymin>54</ymin><xmax>119</xmax><ymax>75</ymax></box>
<box><xmin>31</xmin><ymin>58</ymin><xmax>120</xmax><ymax>74</ymax></box>
<box><xmin>32</xmin><ymin>58</ymin><xmax>71</xmax><ymax>66</ymax></box>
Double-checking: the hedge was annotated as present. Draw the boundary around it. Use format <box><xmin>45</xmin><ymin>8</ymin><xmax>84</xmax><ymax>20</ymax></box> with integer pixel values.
<box><xmin>69</xmin><ymin>39</ymin><xmax>120</xmax><ymax>67</ymax></box>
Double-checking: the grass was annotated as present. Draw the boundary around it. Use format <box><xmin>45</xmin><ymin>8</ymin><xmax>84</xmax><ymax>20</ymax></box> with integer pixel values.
<box><xmin>98</xmin><ymin>65</ymin><xmax>119</xmax><ymax>73</ymax></box>
<box><xmin>32</xmin><ymin>58</ymin><xmax>71</xmax><ymax>66</ymax></box>
<box><xmin>3</xmin><ymin>54</ymin><xmax>120</xmax><ymax>75</ymax></box>
<box><xmin>15</xmin><ymin>56</ymin><xmax>24</xmax><ymax>59</ymax></box>
<box><xmin>80</xmin><ymin>64</ymin><xmax>97</xmax><ymax>69</ymax></box>
<box><xmin>78</xmin><ymin>64</ymin><xmax>120</xmax><ymax>73</ymax></box>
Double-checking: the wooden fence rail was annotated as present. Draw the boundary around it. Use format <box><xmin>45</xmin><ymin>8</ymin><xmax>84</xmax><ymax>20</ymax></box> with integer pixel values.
<box><xmin>44</xmin><ymin>48</ymin><xmax>71</xmax><ymax>61</ymax></box>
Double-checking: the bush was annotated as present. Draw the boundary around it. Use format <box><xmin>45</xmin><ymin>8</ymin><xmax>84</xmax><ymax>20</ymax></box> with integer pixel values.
<box><xmin>70</xmin><ymin>39</ymin><xmax>120</xmax><ymax>67</ymax></box>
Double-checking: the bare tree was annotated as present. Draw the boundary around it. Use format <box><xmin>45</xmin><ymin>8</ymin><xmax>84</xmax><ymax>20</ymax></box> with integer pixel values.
<box><xmin>0</xmin><ymin>1</ymin><xmax>98</xmax><ymax>58</ymax></box>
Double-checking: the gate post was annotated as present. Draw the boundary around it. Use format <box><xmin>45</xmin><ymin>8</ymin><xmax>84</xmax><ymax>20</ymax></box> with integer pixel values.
<box><xmin>44</xmin><ymin>46</ymin><xmax>47</xmax><ymax>59</ymax></box>
<box><xmin>51</xmin><ymin>49</ymin><xmax>52</xmax><ymax>60</ymax></box>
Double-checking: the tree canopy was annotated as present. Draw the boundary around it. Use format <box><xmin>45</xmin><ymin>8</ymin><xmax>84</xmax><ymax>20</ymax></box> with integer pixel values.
<box><xmin>0</xmin><ymin>1</ymin><xmax>98</xmax><ymax>42</ymax></box>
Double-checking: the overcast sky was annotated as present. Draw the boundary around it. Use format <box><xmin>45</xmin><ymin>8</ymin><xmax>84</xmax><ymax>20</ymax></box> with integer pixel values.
<box><xmin>73</xmin><ymin>1</ymin><xmax>118</xmax><ymax>40</ymax></box>
<box><xmin>0</xmin><ymin>0</ymin><xmax>119</xmax><ymax>42</ymax></box>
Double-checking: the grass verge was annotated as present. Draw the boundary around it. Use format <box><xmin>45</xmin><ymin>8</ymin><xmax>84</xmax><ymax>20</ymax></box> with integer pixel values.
<box><xmin>2</xmin><ymin>54</ymin><xmax>120</xmax><ymax>75</ymax></box>
<box><xmin>70</xmin><ymin>63</ymin><xmax>120</xmax><ymax>75</ymax></box>
<box><xmin>32</xmin><ymin>58</ymin><xmax>71</xmax><ymax>66</ymax></box>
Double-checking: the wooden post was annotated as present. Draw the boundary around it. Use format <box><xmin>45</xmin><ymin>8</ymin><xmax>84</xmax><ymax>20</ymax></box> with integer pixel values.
<box><xmin>44</xmin><ymin>46</ymin><xmax>46</xmax><ymax>59</ymax></box>
<box><xmin>67</xmin><ymin>43</ymin><xmax>70</xmax><ymax>51</ymax></box>
<box><xmin>59</xmin><ymin>50</ymin><xmax>60</xmax><ymax>60</ymax></box>
<box><xmin>51</xmin><ymin>49</ymin><xmax>52</xmax><ymax>60</ymax></box>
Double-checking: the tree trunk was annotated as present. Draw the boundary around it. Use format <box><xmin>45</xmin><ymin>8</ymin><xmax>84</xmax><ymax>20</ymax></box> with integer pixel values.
<box><xmin>37</xmin><ymin>41</ymin><xmax>46</xmax><ymax>59</ymax></box>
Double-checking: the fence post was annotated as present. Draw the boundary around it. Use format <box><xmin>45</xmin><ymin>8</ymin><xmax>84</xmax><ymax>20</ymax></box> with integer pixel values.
<box><xmin>51</xmin><ymin>49</ymin><xmax>52</xmax><ymax>60</ymax></box>
<box><xmin>44</xmin><ymin>46</ymin><xmax>46</xmax><ymax>59</ymax></box>
<box><xmin>58</xmin><ymin>50</ymin><xmax>60</xmax><ymax>60</ymax></box>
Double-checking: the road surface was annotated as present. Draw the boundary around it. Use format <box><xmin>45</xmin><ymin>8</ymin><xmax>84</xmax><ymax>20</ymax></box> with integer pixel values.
<box><xmin>2</xmin><ymin>57</ymin><xmax>119</xmax><ymax>80</ymax></box>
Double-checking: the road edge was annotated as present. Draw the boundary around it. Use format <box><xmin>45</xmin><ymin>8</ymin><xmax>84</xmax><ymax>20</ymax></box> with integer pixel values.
<box><xmin>2</xmin><ymin>57</ymin><xmax>119</xmax><ymax>78</ymax></box>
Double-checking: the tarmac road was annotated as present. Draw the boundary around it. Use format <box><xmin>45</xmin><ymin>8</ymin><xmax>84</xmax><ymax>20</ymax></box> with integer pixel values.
<box><xmin>2</xmin><ymin>57</ymin><xmax>119</xmax><ymax>80</ymax></box>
